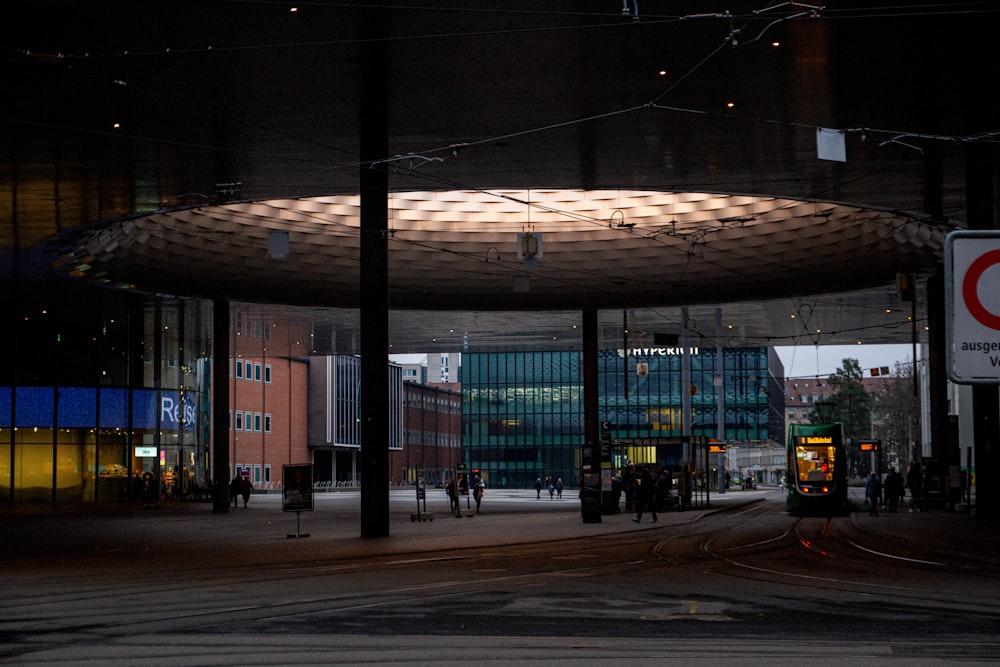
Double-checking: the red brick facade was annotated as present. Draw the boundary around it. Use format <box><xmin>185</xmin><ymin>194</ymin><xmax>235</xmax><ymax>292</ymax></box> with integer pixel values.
<box><xmin>390</xmin><ymin>382</ymin><xmax>463</xmax><ymax>486</ymax></box>
<box><xmin>228</xmin><ymin>356</ymin><xmax>309</xmax><ymax>489</ymax></box>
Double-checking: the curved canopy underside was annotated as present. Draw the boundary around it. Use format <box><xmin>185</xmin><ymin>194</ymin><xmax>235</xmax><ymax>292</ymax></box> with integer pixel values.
<box><xmin>50</xmin><ymin>189</ymin><xmax>949</xmax><ymax>353</ymax></box>
<box><xmin>14</xmin><ymin>2</ymin><xmax>992</xmax><ymax>355</ymax></box>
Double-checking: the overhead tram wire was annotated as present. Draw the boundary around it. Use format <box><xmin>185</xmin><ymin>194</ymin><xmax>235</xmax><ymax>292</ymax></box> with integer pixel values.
<box><xmin>28</xmin><ymin>3</ymin><xmax>982</xmax><ymax>215</ymax></box>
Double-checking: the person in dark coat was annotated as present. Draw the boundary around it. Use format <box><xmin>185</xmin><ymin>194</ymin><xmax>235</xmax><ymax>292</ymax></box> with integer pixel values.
<box><xmin>446</xmin><ymin>479</ymin><xmax>460</xmax><ymax>513</ymax></box>
<box><xmin>473</xmin><ymin>482</ymin><xmax>484</xmax><ymax>513</ymax></box>
<box><xmin>865</xmin><ymin>472</ymin><xmax>881</xmax><ymax>517</ymax></box>
<box><xmin>230</xmin><ymin>475</ymin><xmax>242</xmax><ymax>508</ymax></box>
<box><xmin>633</xmin><ymin>467</ymin><xmax>657</xmax><ymax>523</ymax></box>
<box><xmin>883</xmin><ymin>467</ymin><xmax>904</xmax><ymax>513</ymax></box>
<box><xmin>240</xmin><ymin>477</ymin><xmax>253</xmax><ymax>508</ymax></box>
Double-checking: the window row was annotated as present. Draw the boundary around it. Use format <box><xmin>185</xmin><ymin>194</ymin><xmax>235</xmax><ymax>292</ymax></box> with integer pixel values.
<box><xmin>403</xmin><ymin>430</ymin><xmax>462</xmax><ymax>448</ymax></box>
<box><xmin>231</xmin><ymin>359</ymin><xmax>272</xmax><ymax>383</ymax></box>
<box><xmin>230</xmin><ymin>411</ymin><xmax>272</xmax><ymax>433</ymax></box>
<box><xmin>233</xmin><ymin>463</ymin><xmax>272</xmax><ymax>484</ymax></box>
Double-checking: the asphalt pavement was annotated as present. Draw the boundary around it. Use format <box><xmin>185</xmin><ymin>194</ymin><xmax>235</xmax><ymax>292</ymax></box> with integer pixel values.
<box><xmin>2</xmin><ymin>485</ymin><xmax>998</xmax><ymax>569</ymax></box>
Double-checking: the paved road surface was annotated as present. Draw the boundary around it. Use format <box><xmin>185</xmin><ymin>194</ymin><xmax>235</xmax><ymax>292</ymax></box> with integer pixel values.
<box><xmin>3</xmin><ymin>487</ymin><xmax>999</xmax><ymax>665</ymax></box>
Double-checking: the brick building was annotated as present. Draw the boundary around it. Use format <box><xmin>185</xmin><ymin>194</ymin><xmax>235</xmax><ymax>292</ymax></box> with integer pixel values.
<box><xmin>228</xmin><ymin>354</ymin><xmax>308</xmax><ymax>490</ymax></box>
<box><xmin>391</xmin><ymin>382</ymin><xmax>463</xmax><ymax>486</ymax></box>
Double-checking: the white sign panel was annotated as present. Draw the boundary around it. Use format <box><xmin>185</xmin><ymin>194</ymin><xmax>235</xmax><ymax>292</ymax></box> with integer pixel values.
<box><xmin>946</xmin><ymin>231</ymin><xmax>1000</xmax><ymax>383</ymax></box>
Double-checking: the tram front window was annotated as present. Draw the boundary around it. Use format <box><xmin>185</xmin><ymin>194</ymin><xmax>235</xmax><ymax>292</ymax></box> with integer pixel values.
<box><xmin>795</xmin><ymin>445</ymin><xmax>835</xmax><ymax>483</ymax></box>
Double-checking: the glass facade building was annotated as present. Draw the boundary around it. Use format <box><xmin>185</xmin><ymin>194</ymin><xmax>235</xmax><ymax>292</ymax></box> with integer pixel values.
<box><xmin>3</xmin><ymin>282</ymin><xmax>212</xmax><ymax>502</ymax></box>
<box><xmin>462</xmin><ymin>347</ymin><xmax>785</xmax><ymax>489</ymax></box>
<box><xmin>307</xmin><ymin>355</ymin><xmax>404</xmax><ymax>485</ymax></box>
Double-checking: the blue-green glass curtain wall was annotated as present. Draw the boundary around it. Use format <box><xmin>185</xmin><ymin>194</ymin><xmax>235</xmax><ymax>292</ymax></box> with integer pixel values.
<box><xmin>463</xmin><ymin>347</ymin><xmax>783</xmax><ymax>489</ymax></box>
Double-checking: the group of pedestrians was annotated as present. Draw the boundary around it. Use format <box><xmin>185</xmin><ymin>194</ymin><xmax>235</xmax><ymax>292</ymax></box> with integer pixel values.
<box><xmin>229</xmin><ymin>475</ymin><xmax>253</xmax><ymax>508</ymax></box>
<box><xmin>446</xmin><ymin>477</ymin><xmax>485</xmax><ymax>514</ymax></box>
<box><xmin>534</xmin><ymin>476</ymin><xmax>564</xmax><ymax>500</ymax></box>
<box><xmin>865</xmin><ymin>461</ymin><xmax>925</xmax><ymax>517</ymax></box>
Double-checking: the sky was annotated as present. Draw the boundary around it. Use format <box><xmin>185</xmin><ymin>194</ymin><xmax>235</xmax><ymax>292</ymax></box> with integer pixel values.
<box><xmin>774</xmin><ymin>344</ymin><xmax>916</xmax><ymax>379</ymax></box>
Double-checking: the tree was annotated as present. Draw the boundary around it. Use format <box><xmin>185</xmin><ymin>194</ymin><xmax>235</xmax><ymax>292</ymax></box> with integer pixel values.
<box><xmin>809</xmin><ymin>358</ymin><xmax>872</xmax><ymax>478</ymax></box>
<box><xmin>871</xmin><ymin>360</ymin><xmax>921</xmax><ymax>471</ymax></box>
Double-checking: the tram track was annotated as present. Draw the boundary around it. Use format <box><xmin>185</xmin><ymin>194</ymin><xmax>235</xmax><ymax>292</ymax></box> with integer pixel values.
<box><xmin>645</xmin><ymin>500</ymin><xmax>1000</xmax><ymax>620</ymax></box>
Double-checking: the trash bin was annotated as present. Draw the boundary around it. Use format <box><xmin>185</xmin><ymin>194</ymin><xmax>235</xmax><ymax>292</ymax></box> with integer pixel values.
<box><xmin>580</xmin><ymin>486</ymin><xmax>602</xmax><ymax>523</ymax></box>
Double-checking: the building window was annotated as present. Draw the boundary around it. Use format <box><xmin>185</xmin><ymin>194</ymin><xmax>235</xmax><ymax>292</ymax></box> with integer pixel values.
<box><xmin>235</xmin><ymin>359</ymin><xmax>243</xmax><ymax>379</ymax></box>
<box><xmin>235</xmin><ymin>411</ymin><xmax>243</xmax><ymax>431</ymax></box>
<box><xmin>254</xmin><ymin>412</ymin><xmax>262</xmax><ymax>432</ymax></box>
<box><xmin>264</xmin><ymin>364</ymin><xmax>272</xmax><ymax>383</ymax></box>
<box><xmin>254</xmin><ymin>363</ymin><xmax>262</xmax><ymax>382</ymax></box>
<box><xmin>264</xmin><ymin>464</ymin><xmax>271</xmax><ymax>483</ymax></box>
<box><xmin>253</xmin><ymin>465</ymin><xmax>262</xmax><ymax>484</ymax></box>
<box><xmin>264</xmin><ymin>413</ymin><xmax>272</xmax><ymax>433</ymax></box>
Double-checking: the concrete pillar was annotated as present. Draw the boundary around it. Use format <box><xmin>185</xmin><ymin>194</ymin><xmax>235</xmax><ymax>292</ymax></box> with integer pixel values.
<box><xmin>359</xmin><ymin>2</ymin><xmax>390</xmax><ymax>538</ymax></box>
<box><xmin>212</xmin><ymin>298</ymin><xmax>231</xmax><ymax>513</ymax></box>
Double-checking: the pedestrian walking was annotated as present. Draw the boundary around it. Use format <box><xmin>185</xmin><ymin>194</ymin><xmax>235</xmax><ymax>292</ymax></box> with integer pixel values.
<box><xmin>633</xmin><ymin>467</ymin><xmax>657</xmax><ymax>523</ymax></box>
<box><xmin>446</xmin><ymin>478</ymin><xmax>460</xmax><ymax>514</ymax></box>
<box><xmin>535</xmin><ymin>477</ymin><xmax>543</xmax><ymax>499</ymax></box>
<box><xmin>239</xmin><ymin>477</ymin><xmax>253</xmax><ymax>508</ymax></box>
<box><xmin>884</xmin><ymin>467</ymin><xmax>904</xmax><ymax>513</ymax></box>
<box><xmin>473</xmin><ymin>482</ymin><xmax>484</xmax><ymax>513</ymax></box>
<box><xmin>556</xmin><ymin>478</ymin><xmax>564</xmax><ymax>499</ymax></box>
<box><xmin>865</xmin><ymin>472</ymin><xmax>881</xmax><ymax>517</ymax></box>
<box><xmin>229</xmin><ymin>475</ymin><xmax>242</xmax><ymax>508</ymax></box>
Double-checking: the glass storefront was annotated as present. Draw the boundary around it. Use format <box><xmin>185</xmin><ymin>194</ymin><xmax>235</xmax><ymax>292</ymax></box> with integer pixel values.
<box><xmin>2</xmin><ymin>283</ymin><xmax>212</xmax><ymax>503</ymax></box>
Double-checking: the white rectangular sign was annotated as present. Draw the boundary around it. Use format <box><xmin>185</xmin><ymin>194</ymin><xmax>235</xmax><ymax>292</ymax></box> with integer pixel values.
<box><xmin>946</xmin><ymin>230</ymin><xmax>1000</xmax><ymax>383</ymax></box>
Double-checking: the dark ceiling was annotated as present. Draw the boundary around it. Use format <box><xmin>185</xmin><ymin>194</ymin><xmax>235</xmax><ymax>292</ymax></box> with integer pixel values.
<box><xmin>4</xmin><ymin>1</ymin><xmax>999</xmax><ymax>353</ymax></box>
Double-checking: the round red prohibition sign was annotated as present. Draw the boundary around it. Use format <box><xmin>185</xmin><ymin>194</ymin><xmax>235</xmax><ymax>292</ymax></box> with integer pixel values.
<box><xmin>962</xmin><ymin>248</ymin><xmax>1000</xmax><ymax>330</ymax></box>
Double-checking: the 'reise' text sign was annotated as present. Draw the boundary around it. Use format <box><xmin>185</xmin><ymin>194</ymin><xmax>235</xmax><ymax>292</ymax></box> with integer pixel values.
<box><xmin>946</xmin><ymin>231</ymin><xmax>1000</xmax><ymax>384</ymax></box>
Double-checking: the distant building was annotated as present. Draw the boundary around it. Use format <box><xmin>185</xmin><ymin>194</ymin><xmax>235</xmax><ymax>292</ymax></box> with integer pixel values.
<box><xmin>783</xmin><ymin>376</ymin><xmax>836</xmax><ymax>445</ymax></box>
<box><xmin>463</xmin><ymin>347</ymin><xmax>785</xmax><ymax>489</ymax></box>
<box><xmin>391</xmin><ymin>382</ymin><xmax>463</xmax><ymax>486</ymax></box>
<box><xmin>396</xmin><ymin>353</ymin><xmax>462</xmax><ymax>385</ymax></box>
<box><xmin>306</xmin><ymin>356</ymin><xmax>403</xmax><ymax>485</ymax></box>
<box><xmin>228</xmin><ymin>354</ymin><xmax>308</xmax><ymax>491</ymax></box>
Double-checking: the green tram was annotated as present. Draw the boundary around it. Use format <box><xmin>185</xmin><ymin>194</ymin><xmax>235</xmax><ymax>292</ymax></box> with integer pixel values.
<box><xmin>786</xmin><ymin>423</ymin><xmax>849</xmax><ymax>516</ymax></box>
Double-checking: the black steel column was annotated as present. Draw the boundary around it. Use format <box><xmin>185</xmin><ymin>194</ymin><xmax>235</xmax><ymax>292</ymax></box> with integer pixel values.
<box><xmin>359</xmin><ymin>3</ymin><xmax>390</xmax><ymax>538</ymax></box>
<box><xmin>967</xmin><ymin>142</ymin><xmax>1000</xmax><ymax>520</ymax></box>
<box><xmin>583</xmin><ymin>309</ymin><xmax>601</xmax><ymax>488</ymax></box>
<box><xmin>212</xmin><ymin>298</ymin><xmax>231</xmax><ymax>513</ymax></box>
<box><xmin>926</xmin><ymin>272</ymin><xmax>949</xmax><ymax>463</ymax></box>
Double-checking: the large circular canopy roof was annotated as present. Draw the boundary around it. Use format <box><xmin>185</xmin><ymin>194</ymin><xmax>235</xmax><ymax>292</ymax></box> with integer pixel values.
<box><xmin>50</xmin><ymin>188</ymin><xmax>948</xmax><ymax>353</ymax></box>
<box><xmin>9</xmin><ymin>2</ymin><xmax>995</xmax><ymax>354</ymax></box>
<box><xmin>57</xmin><ymin>189</ymin><xmax>946</xmax><ymax>310</ymax></box>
